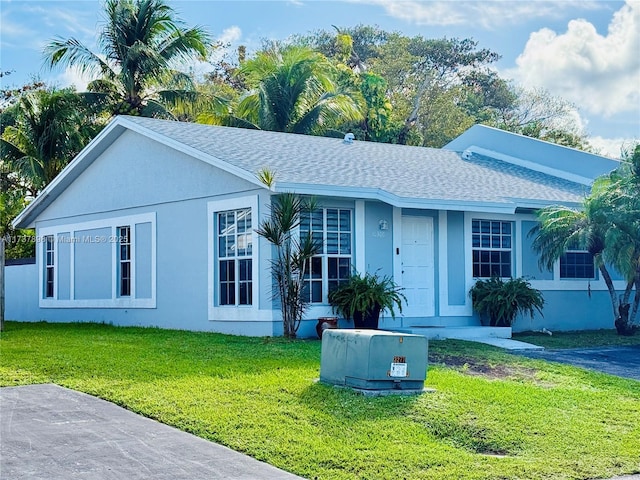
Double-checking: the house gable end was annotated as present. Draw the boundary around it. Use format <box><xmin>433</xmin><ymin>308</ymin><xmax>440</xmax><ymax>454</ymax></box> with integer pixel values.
<box><xmin>444</xmin><ymin>125</ymin><xmax>620</xmax><ymax>183</ymax></box>
<box><xmin>36</xmin><ymin>129</ymin><xmax>261</xmax><ymax>223</ymax></box>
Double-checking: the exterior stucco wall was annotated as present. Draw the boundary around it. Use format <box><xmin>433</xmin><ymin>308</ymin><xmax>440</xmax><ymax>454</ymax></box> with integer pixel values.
<box><xmin>446</xmin><ymin>211</ymin><xmax>466</xmax><ymax>305</ymax></box>
<box><xmin>364</xmin><ymin>201</ymin><xmax>393</xmax><ymax>276</ymax></box>
<box><xmin>5</xmin><ymin>263</ymin><xmax>40</xmax><ymax>321</ymax></box>
<box><xmin>38</xmin><ymin>130</ymin><xmax>257</xmax><ymax>222</ymax></box>
<box><xmin>512</xmin><ymin>290</ymin><xmax>621</xmax><ymax>332</ymax></box>
<box><xmin>13</xmin><ymin>129</ymin><xmax>285</xmax><ymax>335</ymax></box>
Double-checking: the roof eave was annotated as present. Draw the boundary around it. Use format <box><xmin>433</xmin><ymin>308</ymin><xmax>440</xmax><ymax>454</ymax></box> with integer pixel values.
<box><xmin>275</xmin><ymin>182</ymin><xmax>520</xmax><ymax>214</ymax></box>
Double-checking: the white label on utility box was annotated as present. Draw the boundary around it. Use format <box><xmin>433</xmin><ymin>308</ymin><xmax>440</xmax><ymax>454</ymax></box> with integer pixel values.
<box><xmin>390</xmin><ymin>362</ymin><xmax>408</xmax><ymax>377</ymax></box>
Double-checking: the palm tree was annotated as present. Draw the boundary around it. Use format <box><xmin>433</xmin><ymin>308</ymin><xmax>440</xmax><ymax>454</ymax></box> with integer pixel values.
<box><xmin>227</xmin><ymin>46</ymin><xmax>363</xmax><ymax>135</ymax></box>
<box><xmin>599</xmin><ymin>145</ymin><xmax>640</xmax><ymax>326</ymax></box>
<box><xmin>44</xmin><ymin>0</ymin><xmax>211</xmax><ymax>117</ymax></box>
<box><xmin>531</xmin><ymin>196</ymin><xmax>619</xmax><ymax>313</ymax></box>
<box><xmin>531</xmin><ymin>152</ymin><xmax>640</xmax><ymax>333</ymax></box>
<box><xmin>0</xmin><ymin>88</ymin><xmax>99</xmax><ymax>195</ymax></box>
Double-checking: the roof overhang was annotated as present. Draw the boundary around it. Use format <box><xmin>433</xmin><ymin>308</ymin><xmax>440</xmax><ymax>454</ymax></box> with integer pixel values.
<box><xmin>276</xmin><ymin>182</ymin><xmax>530</xmax><ymax>214</ymax></box>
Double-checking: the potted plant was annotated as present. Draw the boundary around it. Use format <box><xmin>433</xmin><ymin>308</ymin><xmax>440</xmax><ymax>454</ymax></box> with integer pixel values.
<box><xmin>469</xmin><ymin>276</ymin><xmax>544</xmax><ymax>327</ymax></box>
<box><xmin>328</xmin><ymin>272</ymin><xmax>405</xmax><ymax>329</ymax></box>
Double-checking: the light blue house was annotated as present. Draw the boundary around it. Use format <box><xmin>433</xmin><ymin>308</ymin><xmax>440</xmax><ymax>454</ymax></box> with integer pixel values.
<box><xmin>10</xmin><ymin>116</ymin><xmax>623</xmax><ymax>338</ymax></box>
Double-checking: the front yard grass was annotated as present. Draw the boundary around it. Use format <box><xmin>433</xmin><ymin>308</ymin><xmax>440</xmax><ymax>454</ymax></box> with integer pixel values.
<box><xmin>514</xmin><ymin>329</ymin><xmax>640</xmax><ymax>349</ymax></box>
<box><xmin>1</xmin><ymin>322</ymin><xmax>639</xmax><ymax>480</ymax></box>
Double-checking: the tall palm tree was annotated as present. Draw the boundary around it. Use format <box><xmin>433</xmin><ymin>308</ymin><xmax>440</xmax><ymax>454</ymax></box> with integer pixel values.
<box><xmin>0</xmin><ymin>88</ymin><xmax>98</xmax><ymax>195</ymax></box>
<box><xmin>44</xmin><ymin>0</ymin><xmax>211</xmax><ymax>117</ymax></box>
<box><xmin>599</xmin><ymin>145</ymin><xmax>640</xmax><ymax>326</ymax></box>
<box><xmin>228</xmin><ymin>46</ymin><xmax>363</xmax><ymax>135</ymax></box>
<box><xmin>531</xmin><ymin>161</ymin><xmax>639</xmax><ymax>333</ymax></box>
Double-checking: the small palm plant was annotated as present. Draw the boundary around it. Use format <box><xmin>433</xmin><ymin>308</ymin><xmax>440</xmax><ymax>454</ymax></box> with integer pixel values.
<box><xmin>255</xmin><ymin>190</ymin><xmax>320</xmax><ymax>338</ymax></box>
<box><xmin>469</xmin><ymin>276</ymin><xmax>544</xmax><ymax>327</ymax></box>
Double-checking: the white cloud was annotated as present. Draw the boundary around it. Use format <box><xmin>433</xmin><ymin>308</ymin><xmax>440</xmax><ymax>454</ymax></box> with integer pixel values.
<box><xmin>508</xmin><ymin>0</ymin><xmax>640</xmax><ymax>117</ymax></box>
<box><xmin>347</xmin><ymin>0</ymin><xmax>601</xmax><ymax>29</ymax></box>
<box><xmin>217</xmin><ymin>26</ymin><xmax>242</xmax><ymax>46</ymax></box>
<box><xmin>588</xmin><ymin>135</ymin><xmax>637</xmax><ymax>159</ymax></box>
<box><xmin>54</xmin><ymin>67</ymin><xmax>92</xmax><ymax>91</ymax></box>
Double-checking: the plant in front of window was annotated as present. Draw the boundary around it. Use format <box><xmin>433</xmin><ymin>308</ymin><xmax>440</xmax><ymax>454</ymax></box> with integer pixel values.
<box><xmin>328</xmin><ymin>271</ymin><xmax>405</xmax><ymax>329</ymax></box>
<box><xmin>256</xmin><ymin>191</ymin><xmax>321</xmax><ymax>339</ymax></box>
<box><xmin>469</xmin><ymin>276</ymin><xmax>544</xmax><ymax>327</ymax></box>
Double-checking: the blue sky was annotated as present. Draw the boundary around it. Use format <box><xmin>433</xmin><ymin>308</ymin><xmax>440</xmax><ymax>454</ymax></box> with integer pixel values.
<box><xmin>1</xmin><ymin>0</ymin><xmax>638</xmax><ymax>157</ymax></box>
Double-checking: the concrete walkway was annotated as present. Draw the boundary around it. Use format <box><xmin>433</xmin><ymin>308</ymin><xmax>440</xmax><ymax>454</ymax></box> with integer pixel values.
<box><xmin>0</xmin><ymin>384</ymin><xmax>304</xmax><ymax>480</ymax></box>
<box><xmin>471</xmin><ymin>337</ymin><xmax>545</xmax><ymax>350</ymax></box>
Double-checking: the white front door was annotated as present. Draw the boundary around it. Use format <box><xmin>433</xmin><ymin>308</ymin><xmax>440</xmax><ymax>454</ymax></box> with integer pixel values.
<box><xmin>401</xmin><ymin>216</ymin><xmax>435</xmax><ymax>317</ymax></box>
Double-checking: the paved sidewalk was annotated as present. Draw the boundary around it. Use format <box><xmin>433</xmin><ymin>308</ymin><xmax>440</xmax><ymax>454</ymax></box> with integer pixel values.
<box><xmin>0</xmin><ymin>384</ymin><xmax>304</xmax><ymax>480</ymax></box>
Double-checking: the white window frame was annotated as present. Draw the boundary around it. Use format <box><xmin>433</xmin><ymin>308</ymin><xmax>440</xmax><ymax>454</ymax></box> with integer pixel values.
<box><xmin>471</xmin><ymin>218</ymin><xmax>514</xmax><ymax>279</ymax></box>
<box><xmin>217</xmin><ymin>208</ymin><xmax>253</xmax><ymax>306</ymax></box>
<box><xmin>460</xmin><ymin>211</ymin><xmax>626</xmax><ymax>294</ymax></box>
<box><xmin>301</xmin><ymin>207</ymin><xmax>353</xmax><ymax>305</ymax></box>
<box><xmin>38</xmin><ymin>212</ymin><xmax>156</xmax><ymax>308</ymax></box>
<box><xmin>208</xmin><ymin>195</ymin><xmax>269</xmax><ymax>322</ymax></box>
<box><xmin>44</xmin><ymin>235</ymin><xmax>55</xmax><ymax>299</ymax></box>
<box><xmin>117</xmin><ymin>225</ymin><xmax>132</xmax><ymax>297</ymax></box>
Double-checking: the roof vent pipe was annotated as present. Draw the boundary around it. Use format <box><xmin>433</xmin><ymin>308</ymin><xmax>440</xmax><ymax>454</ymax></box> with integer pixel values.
<box><xmin>462</xmin><ymin>149</ymin><xmax>472</xmax><ymax>160</ymax></box>
<box><xmin>343</xmin><ymin>132</ymin><xmax>355</xmax><ymax>144</ymax></box>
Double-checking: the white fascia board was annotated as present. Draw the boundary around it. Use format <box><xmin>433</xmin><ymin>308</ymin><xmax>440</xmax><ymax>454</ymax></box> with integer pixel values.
<box><xmin>118</xmin><ymin>117</ymin><xmax>266</xmax><ymax>190</ymax></box>
<box><xmin>508</xmin><ymin>198</ymin><xmax>583</xmax><ymax>211</ymax></box>
<box><xmin>275</xmin><ymin>182</ymin><xmax>517</xmax><ymax>214</ymax></box>
<box><xmin>12</xmin><ymin>120</ymin><xmax>128</xmax><ymax>229</ymax></box>
<box><xmin>466</xmin><ymin>146</ymin><xmax>594</xmax><ymax>186</ymax></box>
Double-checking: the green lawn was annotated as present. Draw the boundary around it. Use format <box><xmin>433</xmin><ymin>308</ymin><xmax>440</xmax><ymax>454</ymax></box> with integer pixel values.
<box><xmin>514</xmin><ymin>329</ymin><xmax>640</xmax><ymax>349</ymax></box>
<box><xmin>1</xmin><ymin>322</ymin><xmax>639</xmax><ymax>480</ymax></box>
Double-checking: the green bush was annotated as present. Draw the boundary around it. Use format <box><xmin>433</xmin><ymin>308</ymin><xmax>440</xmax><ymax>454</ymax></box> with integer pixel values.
<box><xmin>328</xmin><ymin>271</ymin><xmax>405</xmax><ymax>327</ymax></box>
<box><xmin>469</xmin><ymin>276</ymin><xmax>544</xmax><ymax>327</ymax></box>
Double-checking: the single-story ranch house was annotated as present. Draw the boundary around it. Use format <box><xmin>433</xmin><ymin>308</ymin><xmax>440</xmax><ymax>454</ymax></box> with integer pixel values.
<box><xmin>8</xmin><ymin>116</ymin><xmax>624</xmax><ymax>338</ymax></box>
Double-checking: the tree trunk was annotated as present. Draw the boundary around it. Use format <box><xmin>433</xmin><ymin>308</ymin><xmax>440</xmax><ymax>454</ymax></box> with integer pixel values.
<box><xmin>622</xmin><ymin>279</ymin><xmax>634</xmax><ymax>305</ymax></box>
<box><xmin>598</xmin><ymin>264</ymin><xmax>619</xmax><ymax>321</ymax></box>
<box><xmin>398</xmin><ymin>75</ymin><xmax>431</xmax><ymax>145</ymax></box>
<box><xmin>631</xmin><ymin>273</ymin><xmax>640</xmax><ymax>326</ymax></box>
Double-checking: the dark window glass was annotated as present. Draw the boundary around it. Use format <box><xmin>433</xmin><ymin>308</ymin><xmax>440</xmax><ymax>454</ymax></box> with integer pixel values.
<box><xmin>560</xmin><ymin>251</ymin><xmax>594</xmax><ymax>279</ymax></box>
<box><xmin>217</xmin><ymin>209</ymin><xmax>252</xmax><ymax>306</ymax></box>
<box><xmin>44</xmin><ymin>235</ymin><xmax>55</xmax><ymax>298</ymax></box>
<box><xmin>300</xmin><ymin>208</ymin><xmax>353</xmax><ymax>303</ymax></box>
<box><xmin>472</xmin><ymin>220</ymin><xmax>512</xmax><ymax>278</ymax></box>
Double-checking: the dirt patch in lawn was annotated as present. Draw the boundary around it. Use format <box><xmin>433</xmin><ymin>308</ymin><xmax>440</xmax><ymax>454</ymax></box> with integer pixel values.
<box><xmin>429</xmin><ymin>353</ymin><xmax>541</xmax><ymax>382</ymax></box>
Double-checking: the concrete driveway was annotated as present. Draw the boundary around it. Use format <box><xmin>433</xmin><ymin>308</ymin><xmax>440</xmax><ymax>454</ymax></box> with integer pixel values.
<box><xmin>516</xmin><ymin>345</ymin><xmax>640</xmax><ymax>381</ymax></box>
<box><xmin>0</xmin><ymin>384</ymin><xmax>304</xmax><ymax>480</ymax></box>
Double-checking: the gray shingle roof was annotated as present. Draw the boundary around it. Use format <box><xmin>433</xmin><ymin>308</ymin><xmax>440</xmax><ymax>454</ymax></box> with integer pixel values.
<box><xmin>125</xmin><ymin>116</ymin><xmax>588</xmax><ymax>207</ymax></box>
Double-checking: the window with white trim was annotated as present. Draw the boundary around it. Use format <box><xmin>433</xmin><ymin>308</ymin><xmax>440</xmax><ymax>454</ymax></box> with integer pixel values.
<box><xmin>117</xmin><ymin>226</ymin><xmax>131</xmax><ymax>296</ymax></box>
<box><xmin>472</xmin><ymin>219</ymin><xmax>512</xmax><ymax>278</ymax></box>
<box><xmin>560</xmin><ymin>250</ymin><xmax>595</xmax><ymax>279</ymax></box>
<box><xmin>300</xmin><ymin>208</ymin><xmax>352</xmax><ymax>303</ymax></box>
<box><xmin>217</xmin><ymin>208</ymin><xmax>253</xmax><ymax>306</ymax></box>
<box><xmin>44</xmin><ymin>235</ymin><xmax>55</xmax><ymax>298</ymax></box>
